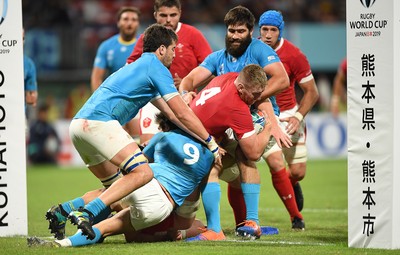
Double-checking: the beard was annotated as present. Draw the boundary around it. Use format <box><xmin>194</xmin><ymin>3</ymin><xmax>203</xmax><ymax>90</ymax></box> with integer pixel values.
<box><xmin>225</xmin><ymin>34</ymin><xmax>252</xmax><ymax>58</ymax></box>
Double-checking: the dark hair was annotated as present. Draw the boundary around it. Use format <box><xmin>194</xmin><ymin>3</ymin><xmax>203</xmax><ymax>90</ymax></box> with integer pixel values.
<box><xmin>116</xmin><ymin>6</ymin><xmax>141</xmax><ymax>21</ymax></box>
<box><xmin>143</xmin><ymin>23</ymin><xmax>178</xmax><ymax>52</ymax></box>
<box><xmin>224</xmin><ymin>5</ymin><xmax>255</xmax><ymax>31</ymax></box>
<box><xmin>154</xmin><ymin>0</ymin><xmax>181</xmax><ymax>12</ymax></box>
<box><xmin>155</xmin><ymin>113</ymin><xmax>178</xmax><ymax>132</ymax></box>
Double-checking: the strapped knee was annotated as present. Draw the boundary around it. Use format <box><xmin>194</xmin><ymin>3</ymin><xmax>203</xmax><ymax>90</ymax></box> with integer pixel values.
<box><xmin>119</xmin><ymin>149</ymin><xmax>148</xmax><ymax>174</ymax></box>
<box><xmin>175</xmin><ymin>199</ymin><xmax>200</xmax><ymax>219</ymax></box>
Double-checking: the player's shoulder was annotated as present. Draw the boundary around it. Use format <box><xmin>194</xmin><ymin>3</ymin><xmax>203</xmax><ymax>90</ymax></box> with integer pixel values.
<box><xmin>180</xmin><ymin>23</ymin><xmax>201</xmax><ymax>33</ymax></box>
<box><xmin>280</xmin><ymin>39</ymin><xmax>308</xmax><ymax>61</ymax></box>
<box><xmin>281</xmin><ymin>39</ymin><xmax>303</xmax><ymax>54</ymax></box>
<box><xmin>248</xmin><ymin>38</ymin><xmax>276</xmax><ymax>54</ymax></box>
<box><xmin>99</xmin><ymin>34</ymin><xmax>119</xmax><ymax>47</ymax></box>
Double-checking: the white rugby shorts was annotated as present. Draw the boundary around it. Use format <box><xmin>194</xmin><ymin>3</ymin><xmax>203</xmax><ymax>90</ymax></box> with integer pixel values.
<box><xmin>120</xmin><ymin>178</ymin><xmax>174</xmax><ymax>231</ymax></box>
<box><xmin>139</xmin><ymin>102</ymin><xmax>160</xmax><ymax>135</ymax></box>
<box><xmin>69</xmin><ymin>119</ymin><xmax>135</xmax><ymax>166</ymax></box>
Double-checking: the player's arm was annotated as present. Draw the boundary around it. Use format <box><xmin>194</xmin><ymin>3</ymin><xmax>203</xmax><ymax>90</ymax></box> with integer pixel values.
<box><xmin>179</xmin><ymin>66</ymin><xmax>213</xmax><ymax>93</ymax></box>
<box><xmin>237</xmin><ymin>102</ymin><xmax>272</xmax><ymax>161</ymax></box>
<box><xmin>254</xmin><ymin>99</ymin><xmax>292</xmax><ymax>148</ymax></box>
<box><xmin>152</xmin><ymin>96</ymin><xmax>223</xmax><ymax>164</ymax></box>
<box><xmin>260</xmin><ymin>61</ymin><xmax>289</xmax><ymax>100</ymax></box>
<box><xmin>90</xmin><ymin>67</ymin><xmax>106</xmax><ymax>92</ymax></box>
<box><xmin>283</xmin><ymin>78</ymin><xmax>319</xmax><ymax>135</ymax></box>
<box><xmin>330</xmin><ymin>66</ymin><xmax>346</xmax><ymax>117</ymax></box>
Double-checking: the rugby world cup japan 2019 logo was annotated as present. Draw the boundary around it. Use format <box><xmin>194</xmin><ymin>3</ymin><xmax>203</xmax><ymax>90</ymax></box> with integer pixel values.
<box><xmin>0</xmin><ymin>0</ymin><xmax>8</xmax><ymax>26</ymax></box>
<box><xmin>360</xmin><ymin>0</ymin><xmax>376</xmax><ymax>8</ymax></box>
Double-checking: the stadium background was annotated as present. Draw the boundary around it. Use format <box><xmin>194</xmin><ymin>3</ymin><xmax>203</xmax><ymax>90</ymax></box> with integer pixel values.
<box><xmin>22</xmin><ymin>0</ymin><xmax>347</xmax><ymax>165</ymax></box>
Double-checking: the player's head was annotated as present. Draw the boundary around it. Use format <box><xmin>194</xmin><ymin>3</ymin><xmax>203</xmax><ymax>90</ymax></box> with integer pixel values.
<box><xmin>235</xmin><ymin>64</ymin><xmax>267</xmax><ymax>105</ymax></box>
<box><xmin>154</xmin><ymin>0</ymin><xmax>181</xmax><ymax>31</ymax></box>
<box><xmin>143</xmin><ymin>24</ymin><xmax>177</xmax><ymax>68</ymax></box>
<box><xmin>116</xmin><ymin>7</ymin><xmax>141</xmax><ymax>39</ymax></box>
<box><xmin>258</xmin><ymin>10</ymin><xmax>284</xmax><ymax>42</ymax></box>
<box><xmin>224</xmin><ymin>6</ymin><xmax>254</xmax><ymax>58</ymax></box>
<box><xmin>155</xmin><ymin>112</ymin><xmax>178</xmax><ymax>132</ymax></box>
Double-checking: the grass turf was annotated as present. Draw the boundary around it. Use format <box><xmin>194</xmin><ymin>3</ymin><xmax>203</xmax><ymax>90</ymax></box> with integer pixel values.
<box><xmin>1</xmin><ymin>159</ymin><xmax>399</xmax><ymax>254</ymax></box>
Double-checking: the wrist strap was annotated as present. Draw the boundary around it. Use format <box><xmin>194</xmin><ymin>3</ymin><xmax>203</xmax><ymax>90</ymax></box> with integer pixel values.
<box><xmin>205</xmin><ymin>135</ymin><xmax>212</xmax><ymax>143</ymax></box>
<box><xmin>294</xmin><ymin>112</ymin><xmax>304</xmax><ymax>122</ymax></box>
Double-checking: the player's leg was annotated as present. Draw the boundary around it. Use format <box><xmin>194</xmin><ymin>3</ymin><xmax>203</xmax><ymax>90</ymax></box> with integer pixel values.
<box><xmin>283</xmin><ymin>143</ymin><xmax>307</xmax><ymax>230</ymax></box>
<box><xmin>68</xmin><ymin>119</ymin><xmax>153</xmax><ymax>239</ymax></box>
<box><xmin>187</xmin><ymin>165</ymin><xmax>226</xmax><ymax>241</ymax></box>
<box><xmin>219</xmin><ymin>138</ymin><xmax>246</xmax><ymax>227</ymax></box>
<box><xmin>280</xmin><ymin>107</ymin><xmax>307</xmax><ymax>214</ymax></box>
<box><xmin>55</xmin><ymin>207</ymin><xmax>132</xmax><ymax>247</ymax></box>
<box><xmin>46</xmin><ymin>188</ymin><xmax>114</xmax><ymax>239</ymax></box>
<box><xmin>235</xmin><ymin>147</ymin><xmax>262</xmax><ymax>240</ymax></box>
<box><xmin>264</xmin><ymin>148</ymin><xmax>304</xmax><ymax>229</ymax></box>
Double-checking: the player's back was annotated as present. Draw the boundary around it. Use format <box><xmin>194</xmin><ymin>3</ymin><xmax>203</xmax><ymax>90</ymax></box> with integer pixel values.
<box><xmin>75</xmin><ymin>53</ymin><xmax>174</xmax><ymax>124</ymax></box>
<box><xmin>146</xmin><ymin>129</ymin><xmax>213</xmax><ymax>206</ymax></box>
<box><xmin>190</xmin><ymin>73</ymin><xmax>251</xmax><ymax>139</ymax></box>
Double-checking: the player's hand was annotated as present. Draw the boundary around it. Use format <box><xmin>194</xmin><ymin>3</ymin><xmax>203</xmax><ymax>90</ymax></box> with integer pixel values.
<box><xmin>182</xmin><ymin>92</ymin><xmax>197</xmax><ymax>105</ymax></box>
<box><xmin>280</xmin><ymin>116</ymin><xmax>300</xmax><ymax>135</ymax></box>
<box><xmin>173</xmin><ymin>73</ymin><xmax>182</xmax><ymax>89</ymax></box>
<box><xmin>205</xmin><ymin>135</ymin><xmax>225</xmax><ymax>167</ymax></box>
<box><xmin>25</xmin><ymin>91</ymin><xmax>38</xmax><ymax>106</ymax></box>
<box><xmin>271</xmin><ymin>120</ymin><xmax>292</xmax><ymax>148</ymax></box>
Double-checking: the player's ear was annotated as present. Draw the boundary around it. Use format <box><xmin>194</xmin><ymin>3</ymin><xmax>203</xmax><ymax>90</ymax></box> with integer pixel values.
<box><xmin>153</xmin><ymin>12</ymin><xmax>157</xmax><ymax>20</ymax></box>
<box><xmin>158</xmin><ymin>45</ymin><xmax>166</xmax><ymax>56</ymax></box>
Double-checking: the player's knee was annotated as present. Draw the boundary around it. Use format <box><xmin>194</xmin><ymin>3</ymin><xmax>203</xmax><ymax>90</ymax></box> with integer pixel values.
<box><xmin>175</xmin><ymin>199</ymin><xmax>201</xmax><ymax>219</ymax></box>
<box><xmin>264</xmin><ymin>151</ymin><xmax>285</xmax><ymax>171</ymax></box>
<box><xmin>119</xmin><ymin>149</ymin><xmax>148</xmax><ymax>174</ymax></box>
<box><xmin>289</xmin><ymin>163</ymin><xmax>306</xmax><ymax>181</ymax></box>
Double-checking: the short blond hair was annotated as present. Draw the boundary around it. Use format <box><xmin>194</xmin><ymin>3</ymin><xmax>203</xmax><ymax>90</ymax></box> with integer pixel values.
<box><xmin>238</xmin><ymin>64</ymin><xmax>268</xmax><ymax>91</ymax></box>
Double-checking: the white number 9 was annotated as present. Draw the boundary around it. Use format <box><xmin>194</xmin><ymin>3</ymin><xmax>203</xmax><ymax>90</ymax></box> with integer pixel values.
<box><xmin>183</xmin><ymin>143</ymin><xmax>200</xmax><ymax>165</ymax></box>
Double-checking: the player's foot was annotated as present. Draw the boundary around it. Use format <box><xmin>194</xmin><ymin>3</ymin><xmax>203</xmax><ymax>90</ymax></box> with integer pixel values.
<box><xmin>186</xmin><ymin>228</ymin><xmax>226</xmax><ymax>241</ymax></box>
<box><xmin>68</xmin><ymin>207</ymin><xmax>95</xmax><ymax>240</ymax></box>
<box><xmin>45</xmin><ymin>204</ymin><xmax>68</xmax><ymax>240</ymax></box>
<box><xmin>292</xmin><ymin>217</ymin><xmax>305</xmax><ymax>231</ymax></box>
<box><xmin>27</xmin><ymin>236</ymin><xmax>61</xmax><ymax>248</ymax></box>
<box><xmin>235</xmin><ymin>220</ymin><xmax>262</xmax><ymax>240</ymax></box>
<box><xmin>293</xmin><ymin>182</ymin><xmax>304</xmax><ymax>212</ymax></box>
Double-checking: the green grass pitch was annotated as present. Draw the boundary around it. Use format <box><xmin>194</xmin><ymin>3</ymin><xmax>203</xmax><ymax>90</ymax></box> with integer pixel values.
<box><xmin>1</xmin><ymin>159</ymin><xmax>399</xmax><ymax>254</ymax></box>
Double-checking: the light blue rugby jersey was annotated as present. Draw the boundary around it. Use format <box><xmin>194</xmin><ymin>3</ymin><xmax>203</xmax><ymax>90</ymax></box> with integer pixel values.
<box><xmin>75</xmin><ymin>53</ymin><xmax>178</xmax><ymax>125</ymax></box>
<box><xmin>143</xmin><ymin>129</ymin><xmax>213</xmax><ymax>206</ymax></box>
<box><xmin>93</xmin><ymin>34</ymin><xmax>139</xmax><ymax>74</ymax></box>
<box><xmin>200</xmin><ymin>38</ymin><xmax>281</xmax><ymax>116</ymax></box>
<box><xmin>24</xmin><ymin>55</ymin><xmax>37</xmax><ymax>92</ymax></box>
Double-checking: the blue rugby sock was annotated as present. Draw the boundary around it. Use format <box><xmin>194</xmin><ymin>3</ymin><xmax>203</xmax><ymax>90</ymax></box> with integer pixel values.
<box><xmin>85</xmin><ymin>198</ymin><xmax>107</xmax><ymax>217</ymax></box>
<box><xmin>201</xmin><ymin>182</ymin><xmax>221</xmax><ymax>233</ymax></box>
<box><xmin>69</xmin><ymin>227</ymin><xmax>102</xmax><ymax>246</ymax></box>
<box><xmin>241</xmin><ymin>183</ymin><xmax>260</xmax><ymax>224</ymax></box>
<box><xmin>60</xmin><ymin>197</ymin><xmax>85</xmax><ymax>214</ymax></box>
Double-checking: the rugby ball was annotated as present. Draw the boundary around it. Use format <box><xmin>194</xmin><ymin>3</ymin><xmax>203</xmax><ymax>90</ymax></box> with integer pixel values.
<box><xmin>251</xmin><ymin>109</ymin><xmax>265</xmax><ymax>134</ymax></box>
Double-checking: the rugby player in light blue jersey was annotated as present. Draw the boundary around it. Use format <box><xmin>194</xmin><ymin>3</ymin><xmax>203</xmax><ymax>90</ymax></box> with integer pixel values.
<box><xmin>33</xmin><ymin>113</ymin><xmax>213</xmax><ymax>247</ymax></box>
<box><xmin>50</xmin><ymin>24</ymin><xmax>220</xmax><ymax>240</ymax></box>
<box><xmin>179</xmin><ymin>6</ymin><xmax>291</xmax><ymax>241</ymax></box>
<box><xmin>91</xmin><ymin>7</ymin><xmax>141</xmax><ymax>92</ymax></box>
<box><xmin>90</xmin><ymin>7</ymin><xmax>141</xmax><ymax>138</ymax></box>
